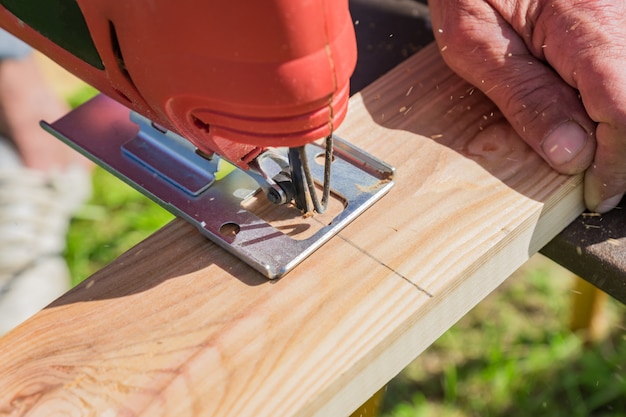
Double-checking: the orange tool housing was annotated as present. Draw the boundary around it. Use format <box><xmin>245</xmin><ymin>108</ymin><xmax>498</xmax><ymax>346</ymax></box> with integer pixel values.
<box><xmin>0</xmin><ymin>0</ymin><xmax>357</xmax><ymax>169</ymax></box>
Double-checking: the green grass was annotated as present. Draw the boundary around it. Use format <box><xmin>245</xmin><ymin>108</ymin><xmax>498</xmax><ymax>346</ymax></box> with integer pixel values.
<box><xmin>64</xmin><ymin>86</ymin><xmax>626</xmax><ymax>417</ymax></box>
<box><xmin>380</xmin><ymin>258</ymin><xmax>626</xmax><ymax>417</ymax></box>
<box><xmin>65</xmin><ymin>167</ymin><xmax>173</xmax><ymax>284</ymax></box>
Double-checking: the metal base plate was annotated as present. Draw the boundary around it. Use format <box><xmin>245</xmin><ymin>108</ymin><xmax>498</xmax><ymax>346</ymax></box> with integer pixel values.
<box><xmin>44</xmin><ymin>95</ymin><xmax>394</xmax><ymax>278</ymax></box>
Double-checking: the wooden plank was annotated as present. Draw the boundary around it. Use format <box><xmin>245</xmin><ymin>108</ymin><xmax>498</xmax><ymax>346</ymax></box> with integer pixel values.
<box><xmin>0</xmin><ymin>43</ymin><xmax>585</xmax><ymax>416</ymax></box>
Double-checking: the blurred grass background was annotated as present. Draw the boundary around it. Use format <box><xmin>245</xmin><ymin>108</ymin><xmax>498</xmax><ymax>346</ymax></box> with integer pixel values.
<box><xmin>380</xmin><ymin>259</ymin><xmax>626</xmax><ymax>417</ymax></box>
<box><xmin>61</xmin><ymin>74</ymin><xmax>626</xmax><ymax>417</ymax></box>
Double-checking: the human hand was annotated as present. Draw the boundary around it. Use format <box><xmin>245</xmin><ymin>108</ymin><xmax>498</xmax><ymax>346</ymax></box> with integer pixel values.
<box><xmin>429</xmin><ymin>0</ymin><xmax>626</xmax><ymax>213</ymax></box>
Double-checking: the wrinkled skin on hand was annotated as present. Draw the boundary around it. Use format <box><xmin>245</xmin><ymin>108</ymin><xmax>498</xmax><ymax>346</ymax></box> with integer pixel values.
<box><xmin>429</xmin><ymin>0</ymin><xmax>626</xmax><ymax>213</ymax></box>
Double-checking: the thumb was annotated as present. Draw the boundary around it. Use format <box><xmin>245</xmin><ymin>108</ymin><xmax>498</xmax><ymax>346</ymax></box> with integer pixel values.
<box><xmin>430</xmin><ymin>0</ymin><xmax>596</xmax><ymax>175</ymax></box>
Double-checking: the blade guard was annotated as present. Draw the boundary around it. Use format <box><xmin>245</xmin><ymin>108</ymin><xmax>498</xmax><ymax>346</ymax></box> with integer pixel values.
<box><xmin>43</xmin><ymin>95</ymin><xmax>394</xmax><ymax>279</ymax></box>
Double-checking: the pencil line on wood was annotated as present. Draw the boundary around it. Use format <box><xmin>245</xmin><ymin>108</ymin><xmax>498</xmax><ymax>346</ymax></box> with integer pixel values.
<box><xmin>337</xmin><ymin>235</ymin><xmax>434</xmax><ymax>297</ymax></box>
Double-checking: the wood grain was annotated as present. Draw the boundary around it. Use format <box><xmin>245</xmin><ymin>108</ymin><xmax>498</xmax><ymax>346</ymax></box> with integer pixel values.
<box><xmin>0</xmin><ymin>43</ymin><xmax>585</xmax><ymax>416</ymax></box>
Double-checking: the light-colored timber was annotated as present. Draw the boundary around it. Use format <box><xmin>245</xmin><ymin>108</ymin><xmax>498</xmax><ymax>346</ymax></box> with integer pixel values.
<box><xmin>0</xmin><ymin>43</ymin><xmax>585</xmax><ymax>416</ymax></box>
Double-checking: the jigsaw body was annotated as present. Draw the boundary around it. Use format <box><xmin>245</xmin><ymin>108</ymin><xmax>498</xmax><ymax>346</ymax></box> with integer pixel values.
<box><xmin>0</xmin><ymin>0</ymin><xmax>394</xmax><ymax>278</ymax></box>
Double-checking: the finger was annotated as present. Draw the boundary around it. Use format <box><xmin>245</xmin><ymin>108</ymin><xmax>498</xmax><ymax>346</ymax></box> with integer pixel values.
<box><xmin>526</xmin><ymin>0</ymin><xmax>626</xmax><ymax>212</ymax></box>
<box><xmin>584</xmin><ymin>121</ymin><xmax>626</xmax><ymax>213</ymax></box>
<box><xmin>429</xmin><ymin>0</ymin><xmax>596</xmax><ymax>175</ymax></box>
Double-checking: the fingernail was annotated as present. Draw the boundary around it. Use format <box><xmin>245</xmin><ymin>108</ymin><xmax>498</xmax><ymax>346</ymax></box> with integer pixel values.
<box><xmin>542</xmin><ymin>122</ymin><xmax>588</xmax><ymax>166</ymax></box>
<box><xmin>595</xmin><ymin>194</ymin><xmax>623</xmax><ymax>214</ymax></box>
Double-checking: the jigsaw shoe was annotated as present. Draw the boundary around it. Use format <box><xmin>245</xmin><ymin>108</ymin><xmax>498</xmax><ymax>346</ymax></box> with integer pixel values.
<box><xmin>0</xmin><ymin>137</ymin><xmax>90</xmax><ymax>334</ymax></box>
